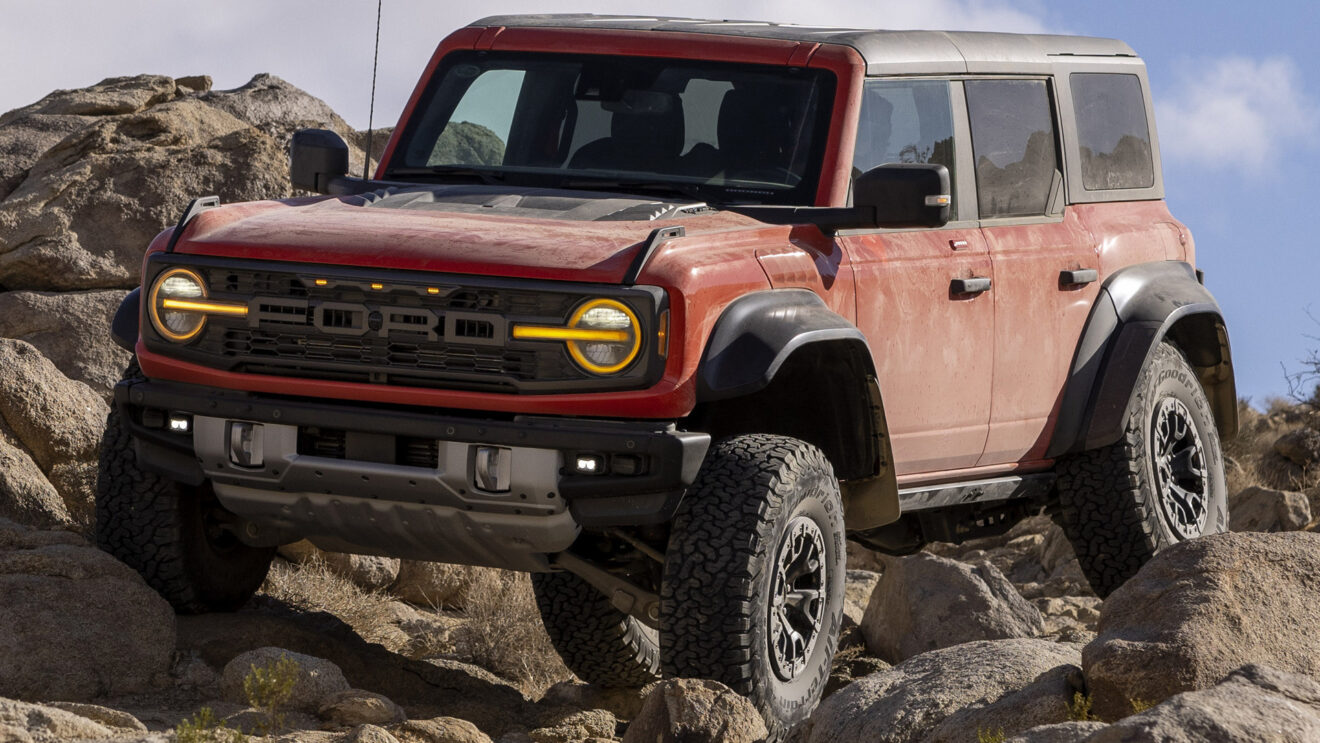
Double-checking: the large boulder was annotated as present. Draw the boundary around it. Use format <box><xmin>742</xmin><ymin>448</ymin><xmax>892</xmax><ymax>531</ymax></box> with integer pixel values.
<box><xmin>1230</xmin><ymin>485</ymin><xmax>1311</xmax><ymax>532</ymax></box>
<box><xmin>621</xmin><ymin>679</ymin><xmax>767</xmax><ymax>743</ymax></box>
<box><xmin>802</xmin><ymin>639</ymin><xmax>1081</xmax><ymax>743</ymax></box>
<box><xmin>0</xmin><ymin>697</ymin><xmax>116</xmax><ymax>742</ymax></box>
<box><xmin>0</xmin><ymin>290</ymin><xmax>131</xmax><ymax>396</ymax></box>
<box><xmin>0</xmin><ymin>73</ymin><xmax>372</xmax><ymax>293</ymax></box>
<box><xmin>391</xmin><ymin>717</ymin><xmax>492</xmax><ymax>743</ymax></box>
<box><xmin>0</xmin><ymin>518</ymin><xmax>176</xmax><ymax>700</ymax></box>
<box><xmin>0</xmin><ymin>339</ymin><xmax>108</xmax><ymax>529</ymax></box>
<box><xmin>862</xmin><ymin>553</ymin><xmax>1044</xmax><ymax>663</ymax></box>
<box><xmin>1083</xmin><ymin>531</ymin><xmax>1320</xmax><ymax>720</ymax></box>
<box><xmin>1274</xmin><ymin>427</ymin><xmax>1320</xmax><ymax>468</ymax></box>
<box><xmin>1085</xmin><ymin>665</ymin><xmax>1320</xmax><ymax>742</ymax></box>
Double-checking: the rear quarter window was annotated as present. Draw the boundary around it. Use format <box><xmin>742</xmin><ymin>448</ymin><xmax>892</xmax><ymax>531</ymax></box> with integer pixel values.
<box><xmin>1071</xmin><ymin>73</ymin><xmax>1154</xmax><ymax>190</ymax></box>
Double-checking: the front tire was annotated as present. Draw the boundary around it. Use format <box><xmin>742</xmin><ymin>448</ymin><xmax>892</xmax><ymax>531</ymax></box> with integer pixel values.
<box><xmin>660</xmin><ymin>435</ymin><xmax>845</xmax><ymax>738</ymax></box>
<box><xmin>1056</xmin><ymin>342</ymin><xmax>1227</xmax><ymax>597</ymax></box>
<box><xmin>531</xmin><ymin>570</ymin><xmax>661</xmax><ymax>687</ymax></box>
<box><xmin>96</xmin><ymin>364</ymin><xmax>274</xmax><ymax>613</ymax></box>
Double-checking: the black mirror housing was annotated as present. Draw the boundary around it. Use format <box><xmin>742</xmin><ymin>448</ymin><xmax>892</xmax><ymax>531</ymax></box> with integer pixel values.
<box><xmin>290</xmin><ymin>129</ymin><xmax>350</xmax><ymax>193</ymax></box>
<box><xmin>854</xmin><ymin>163</ymin><xmax>951</xmax><ymax>228</ymax></box>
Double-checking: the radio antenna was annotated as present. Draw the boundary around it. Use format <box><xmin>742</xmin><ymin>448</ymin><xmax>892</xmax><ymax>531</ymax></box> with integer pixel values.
<box><xmin>363</xmin><ymin>0</ymin><xmax>382</xmax><ymax>180</ymax></box>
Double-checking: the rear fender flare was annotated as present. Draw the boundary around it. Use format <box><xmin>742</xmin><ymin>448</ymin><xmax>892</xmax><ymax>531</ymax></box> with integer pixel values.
<box><xmin>1049</xmin><ymin>261</ymin><xmax>1237</xmax><ymax>457</ymax></box>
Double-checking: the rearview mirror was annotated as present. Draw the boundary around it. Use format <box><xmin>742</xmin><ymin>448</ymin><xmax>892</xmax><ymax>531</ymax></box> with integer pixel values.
<box><xmin>854</xmin><ymin>163</ymin><xmax>951</xmax><ymax>228</ymax></box>
<box><xmin>290</xmin><ymin>128</ymin><xmax>349</xmax><ymax>193</ymax></box>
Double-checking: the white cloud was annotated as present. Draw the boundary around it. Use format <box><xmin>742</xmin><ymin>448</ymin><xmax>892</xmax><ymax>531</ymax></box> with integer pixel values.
<box><xmin>0</xmin><ymin>1</ymin><xmax>1050</xmax><ymax>129</ymax></box>
<box><xmin>1158</xmin><ymin>56</ymin><xmax>1319</xmax><ymax>172</ymax></box>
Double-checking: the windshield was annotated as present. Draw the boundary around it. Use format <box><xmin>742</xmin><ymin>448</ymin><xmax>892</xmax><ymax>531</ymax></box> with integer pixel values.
<box><xmin>387</xmin><ymin>51</ymin><xmax>836</xmax><ymax>205</ymax></box>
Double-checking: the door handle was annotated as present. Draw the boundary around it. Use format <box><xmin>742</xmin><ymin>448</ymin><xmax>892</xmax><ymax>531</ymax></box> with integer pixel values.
<box><xmin>951</xmin><ymin>277</ymin><xmax>991</xmax><ymax>295</ymax></box>
<box><xmin>1060</xmin><ymin>269</ymin><xmax>1098</xmax><ymax>286</ymax></box>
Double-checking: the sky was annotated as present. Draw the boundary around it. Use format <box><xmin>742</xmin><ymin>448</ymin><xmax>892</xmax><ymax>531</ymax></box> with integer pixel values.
<box><xmin>1</xmin><ymin>0</ymin><xmax>1316</xmax><ymax>407</ymax></box>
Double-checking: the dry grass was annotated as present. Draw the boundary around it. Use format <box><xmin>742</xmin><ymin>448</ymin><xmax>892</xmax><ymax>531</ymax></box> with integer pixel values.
<box><xmin>260</xmin><ymin>556</ymin><xmax>413</xmax><ymax>650</ymax></box>
<box><xmin>449</xmin><ymin>569</ymin><xmax>572</xmax><ymax>697</ymax></box>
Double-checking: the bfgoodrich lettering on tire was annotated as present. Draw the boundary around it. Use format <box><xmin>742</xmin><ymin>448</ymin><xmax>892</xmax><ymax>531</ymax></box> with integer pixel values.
<box><xmin>1056</xmin><ymin>342</ymin><xmax>1227</xmax><ymax>597</ymax></box>
<box><xmin>660</xmin><ymin>434</ymin><xmax>845</xmax><ymax>738</ymax></box>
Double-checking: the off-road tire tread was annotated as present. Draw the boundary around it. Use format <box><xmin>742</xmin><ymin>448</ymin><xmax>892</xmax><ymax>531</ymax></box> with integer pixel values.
<box><xmin>1055</xmin><ymin>343</ymin><xmax>1218</xmax><ymax>597</ymax></box>
<box><xmin>661</xmin><ymin>434</ymin><xmax>842</xmax><ymax>738</ymax></box>
<box><xmin>96</xmin><ymin>362</ymin><xmax>272</xmax><ymax>614</ymax></box>
<box><xmin>531</xmin><ymin>571</ymin><xmax>660</xmax><ymax>688</ymax></box>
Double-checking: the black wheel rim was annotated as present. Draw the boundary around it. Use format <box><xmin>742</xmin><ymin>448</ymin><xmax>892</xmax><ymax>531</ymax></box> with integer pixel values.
<box><xmin>1151</xmin><ymin>397</ymin><xmax>1209</xmax><ymax>539</ymax></box>
<box><xmin>769</xmin><ymin>516</ymin><xmax>827</xmax><ymax>682</ymax></box>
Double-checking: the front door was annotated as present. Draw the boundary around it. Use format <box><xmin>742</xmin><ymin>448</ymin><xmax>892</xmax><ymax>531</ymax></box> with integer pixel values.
<box><xmin>841</xmin><ymin>78</ymin><xmax>994</xmax><ymax>476</ymax></box>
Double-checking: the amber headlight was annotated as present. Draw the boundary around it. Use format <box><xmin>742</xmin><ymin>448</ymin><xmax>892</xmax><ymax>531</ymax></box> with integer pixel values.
<box><xmin>148</xmin><ymin>267</ymin><xmax>247</xmax><ymax>343</ymax></box>
<box><xmin>512</xmin><ymin>298</ymin><xmax>642</xmax><ymax>375</ymax></box>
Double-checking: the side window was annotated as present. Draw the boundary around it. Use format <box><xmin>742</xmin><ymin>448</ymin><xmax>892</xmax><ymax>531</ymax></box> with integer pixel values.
<box><xmin>1071</xmin><ymin>73</ymin><xmax>1154</xmax><ymax>190</ymax></box>
<box><xmin>965</xmin><ymin>79</ymin><xmax>1060</xmax><ymax>219</ymax></box>
<box><xmin>854</xmin><ymin>80</ymin><xmax>956</xmax><ymax>217</ymax></box>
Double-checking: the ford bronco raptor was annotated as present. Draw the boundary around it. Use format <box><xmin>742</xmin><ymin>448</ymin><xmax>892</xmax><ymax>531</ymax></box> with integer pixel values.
<box><xmin>98</xmin><ymin>14</ymin><xmax>1236</xmax><ymax>734</ymax></box>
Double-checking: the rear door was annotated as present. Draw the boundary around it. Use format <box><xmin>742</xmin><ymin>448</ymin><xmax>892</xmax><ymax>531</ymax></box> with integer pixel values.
<box><xmin>840</xmin><ymin>79</ymin><xmax>994</xmax><ymax>475</ymax></box>
<box><xmin>964</xmin><ymin>78</ymin><xmax>1099</xmax><ymax>466</ymax></box>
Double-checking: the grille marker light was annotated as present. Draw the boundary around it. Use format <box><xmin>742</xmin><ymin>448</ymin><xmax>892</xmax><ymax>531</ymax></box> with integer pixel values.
<box><xmin>314</xmin><ymin>278</ymin><xmax>329</xmax><ymax>286</ymax></box>
<box><xmin>371</xmin><ymin>283</ymin><xmax>384</xmax><ymax>290</ymax></box>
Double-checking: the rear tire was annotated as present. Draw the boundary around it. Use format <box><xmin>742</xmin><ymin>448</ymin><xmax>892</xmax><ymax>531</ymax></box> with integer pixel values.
<box><xmin>96</xmin><ymin>363</ymin><xmax>274</xmax><ymax>614</ymax></box>
<box><xmin>1056</xmin><ymin>342</ymin><xmax>1227</xmax><ymax>597</ymax></box>
<box><xmin>660</xmin><ymin>434</ymin><xmax>845</xmax><ymax>739</ymax></box>
<box><xmin>531</xmin><ymin>570</ymin><xmax>661</xmax><ymax>687</ymax></box>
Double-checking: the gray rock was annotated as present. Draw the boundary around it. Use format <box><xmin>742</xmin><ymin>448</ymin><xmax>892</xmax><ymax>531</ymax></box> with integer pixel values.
<box><xmin>1230</xmin><ymin>485</ymin><xmax>1312</xmax><ymax>532</ymax></box>
<box><xmin>351</xmin><ymin>724</ymin><xmax>403</xmax><ymax>743</ymax></box>
<box><xmin>0</xmin><ymin>518</ymin><xmax>176</xmax><ymax>701</ymax></box>
<box><xmin>1005</xmin><ymin>722</ymin><xmax>1107</xmax><ymax>742</ymax></box>
<box><xmin>802</xmin><ymin>639</ymin><xmax>1081</xmax><ymax>743</ymax></box>
<box><xmin>392</xmin><ymin>717</ymin><xmax>493</xmax><ymax>743</ymax></box>
<box><xmin>528</xmin><ymin>709</ymin><xmax>617</xmax><ymax>743</ymax></box>
<box><xmin>924</xmin><ymin>662</ymin><xmax>1084</xmax><ymax>743</ymax></box>
<box><xmin>0</xmin><ymin>425</ymin><xmax>70</xmax><ymax>529</ymax></box>
<box><xmin>0</xmin><ymin>698</ymin><xmax>115</xmax><ymax>743</ymax></box>
<box><xmin>540</xmin><ymin>681</ymin><xmax>648</xmax><ymax>721</ymax></box>
<box><xmin>44</xmin><ymin>702</ymin><xmax>146</xmax><ymax>732</ymax></box>
<box><xmin>1274</xmin><ymin>427</ymin><xmax>1320</xmax><ymax>467</ymax></box>
<box><xmin>1084</xmin><ymin>665</ymin><xmax>1320</xmax><ymax>742</ymax></box>
<box><xmin>0</xmin><ymin>340</ymin><xmax>108</xmax><ymax>529</ymax></box>
<box><xmin>0</xmin><ymin>290</ymin><xmax>131</xmax><ymax>397</ymax></box>
<box><xmin>843</xmin><ymin>569</ymin><xmax>880</xmax><ymax>626</ymax></box>
<box><xmin>320</xmin><ymin>689</ymin><xmax>406</xmax><ymax>726</ymax></box>
<box><xmin>862</xmin><ymin>553</ymin><xmax>1044</xmax><ymax>663</ymax></box>
<box><xmin>219</xmin><ymin>647</ymin><xmax>351</xmax><ymax>714</ymax></box>
<box><xmin>0</xmin><ymin>73</ymin><xmax>375</xmax><ymax>293</ymax></box>
<box><xmin>622</xmin><ymin>679</ymin><xmax>767</xmax><ymax>743</ymax></box>
<box><xmin>1084</xmin><ymin>532</ymin><xmax>1320</xmax><ymax>720</ymax></box>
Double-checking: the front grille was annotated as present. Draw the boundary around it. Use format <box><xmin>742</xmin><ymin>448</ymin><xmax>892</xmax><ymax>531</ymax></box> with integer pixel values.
<box><xmin>182</xmin><ymin>266</ymin><xmax>590</xmax><ymax>389</ymax></box>
<box><xmin>297</xmin><ymin>426</ymin><xmax>441</xmax><ymax>469</ymax></box>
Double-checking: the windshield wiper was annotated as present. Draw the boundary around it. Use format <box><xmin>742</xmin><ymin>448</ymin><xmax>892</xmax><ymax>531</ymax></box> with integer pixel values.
<box><xmin>388</xmin><ymin>166</ymin><xmax>506</xmax><ymax>185</ymax></box>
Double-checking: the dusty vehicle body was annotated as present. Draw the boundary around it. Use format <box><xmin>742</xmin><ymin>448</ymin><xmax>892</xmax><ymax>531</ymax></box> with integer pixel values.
<box><xmin>100</xmin><ymin>15</ymin><xmax>1235</xmax><ymax>734</ymax></box>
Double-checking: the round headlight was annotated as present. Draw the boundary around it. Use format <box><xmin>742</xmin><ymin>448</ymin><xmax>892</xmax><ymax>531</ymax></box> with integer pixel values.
<box><xmin>567</xmin><ymin>299</ymin><xmax>641</xmax><ymax>374</ymax></box>
<box><xmin>149</xmin><ymin>267</ymin><xmax>208</xmax><ymax>342</ymax></box>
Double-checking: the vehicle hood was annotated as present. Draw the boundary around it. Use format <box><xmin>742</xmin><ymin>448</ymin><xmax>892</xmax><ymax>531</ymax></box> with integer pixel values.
<box><xmin>169</xmin><ymin>185</ymin><xmax>770</xmax><ymax>284</ymax></box>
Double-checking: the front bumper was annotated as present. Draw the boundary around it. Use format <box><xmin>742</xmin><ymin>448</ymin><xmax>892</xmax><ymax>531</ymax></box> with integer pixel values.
<box><xmin>116</xmin><ymin>378</ymin><xmax>709</xmax><ymax>570</ymax></box>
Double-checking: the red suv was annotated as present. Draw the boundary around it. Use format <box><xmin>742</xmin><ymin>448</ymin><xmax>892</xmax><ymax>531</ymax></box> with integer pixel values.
<box><xmin>99</xmin><ymin>15</ymin><xmax>1236</xmax><ymax>734</ymax></box>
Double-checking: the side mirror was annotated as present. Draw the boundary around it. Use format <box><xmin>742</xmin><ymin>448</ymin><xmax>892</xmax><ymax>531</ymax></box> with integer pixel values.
<box><xmin>290</xmin><ymin>128</ymin><xmax>349</xmax><ymax>193</ymax></box>
<box><xmin>854</xmin><ymin>163</ymin><xmax>951</xmax><ymax>228</ymax></box>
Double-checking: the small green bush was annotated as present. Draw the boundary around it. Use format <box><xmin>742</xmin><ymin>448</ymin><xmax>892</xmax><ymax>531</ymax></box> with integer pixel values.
<box><xmin>977</xmin><ymin>727</ymin><xmax>1007</xmax><ymax>743</ymax></box>
<box><xmin>1067</xmin><ymin>691</ymin><xmax>1097</xmax><ymax>722</ymax></box>
<box><xmin>242</xmin><ymin>653</ymin><xmax>301</xmax><ymax>734</ymax></box>
<box><xmin>176</xmin><ymin>707</ymin><xmax>244</xmax><ymax>743</ymax></box>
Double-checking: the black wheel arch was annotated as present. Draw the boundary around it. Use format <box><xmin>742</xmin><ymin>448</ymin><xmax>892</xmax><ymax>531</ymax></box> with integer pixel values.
<box><xmin>1049</xmin><ymin>261</ymin><xmax>1237</xmax><ymax>458</ymax></box>
<box><xmin>690</xmin><ymin>289</ymin><xmax>899</xmax><ymax>531</ymax></box>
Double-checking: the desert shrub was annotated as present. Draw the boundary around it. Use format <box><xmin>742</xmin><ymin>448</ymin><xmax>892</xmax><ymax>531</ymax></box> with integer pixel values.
<box><xmin>1067</xmin><ymin>692</ymin><xmax>1097</xmax><ymax>722</ymax></box>
<box><xmin>243</xmin><ymin>653</ymin><xmax>300</xmax><ymax>734</ymax></box>
<box><xmin>176</xmin><ymin>707</ymin><xmax>244</xmax><ymax>743</ymax></box>
<box><xmin>977</xmin><ymin>727</ymin><xmax>1006</xmax><ymax>743</ymax></box>
<box><xmin>260</xmin><ymin>557</ymin><xmax>404</xmax><ymax>648</ymax></box>
<box><xmin>450</xmin><ymin>569</ymin><xmax>571</xmax><ymax>696</ymax></box>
